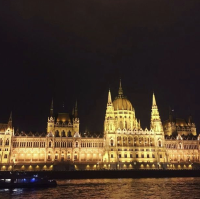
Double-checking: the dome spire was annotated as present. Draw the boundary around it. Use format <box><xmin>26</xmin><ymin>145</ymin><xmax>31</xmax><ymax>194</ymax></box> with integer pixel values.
<box><xmin>118</xmin><ymin>79</ymin><xmax>123</xmax><ymax>98</ymax></box>
<box><xmin>107</xmin><ymin>89</ymin><xmax>112</xmax><ymax>105</ymax></box>
<box><xmin>152</xmin><ymin>92</ymin><xmax>157</xmax><ymax>106</ymax></box>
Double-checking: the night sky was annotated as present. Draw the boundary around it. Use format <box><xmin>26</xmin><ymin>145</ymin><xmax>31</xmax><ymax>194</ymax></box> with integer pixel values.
<box><xmin>0</xmin><ymin>0</ymin><xmax>200</xmax><ymax>134</ymax></box>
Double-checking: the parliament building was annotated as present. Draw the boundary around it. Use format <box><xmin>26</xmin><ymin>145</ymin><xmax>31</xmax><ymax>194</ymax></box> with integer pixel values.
<box><xmin>0</xmin><ymin>81</ymin><xmax>200</xmax><ymax>171</ymax></box>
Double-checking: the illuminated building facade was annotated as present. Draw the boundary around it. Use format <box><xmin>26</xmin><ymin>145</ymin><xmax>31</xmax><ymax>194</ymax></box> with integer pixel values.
<box><xmin>0</xmin><ymin>81</ymin><xmax>200</xmax><ymax>171</ymax></box>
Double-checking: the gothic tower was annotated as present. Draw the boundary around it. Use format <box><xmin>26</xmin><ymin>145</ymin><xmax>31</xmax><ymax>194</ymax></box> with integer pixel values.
<box><xmin>150</xmin><ymin>93</ymin><xmax>163</xmax><ymax>132</ymax></box>
<box><xmin>73</xmin><ymin>100</ymin><xmax>80</xmax><ymax>134</ymax></box>
<box><xmin>47</xmin><ymin>99</ymin><xmax>55</xmax><ymax>134</ymax></box>
<box><xmin>104</xmin><ymin>89</ymin><xmax>115</xmax><ymax>133</ymax></box>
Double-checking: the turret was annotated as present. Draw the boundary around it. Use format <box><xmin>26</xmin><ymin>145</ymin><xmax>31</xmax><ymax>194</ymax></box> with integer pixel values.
<box><xmin>8</xmin><ymin>111</ymin><xmax>12</xmax><ymax>128</ymax></box>
<box><xmin>104</xmin><ymin>89</ymin><xmax>115</xmax><ymax>133</ymax></box>
<box><xmin>47</xmin><ymin>100</ymin><xmax>54</xmax><ymax>134</ymax></box>
<box><xmin>169</xmin><ymin>107</ymin><xmax>173</xmax><ymax>123</ymax></box>
<box><xmin>188</xmin><ymin>114</ymin><xmax>192</xmax><ymax>124</ymax></box>
<box><xmin>73</xmin><ymin>100</ymin><xmax>79</xmax><ymax>134</ymax></box>
<box><xmin>150</xmin><ymin>93</ymin><xmax>163</xmax><ymax>133</ymax></box>
<box><xmin>74</xmin><ymin>100</ymin><xmax>78</xmax><ymax>118</ymax></box>
<box><xmin>50</xmin><ymin>99</ymin><xmax>53</xmax><ymax>117</ymax></box>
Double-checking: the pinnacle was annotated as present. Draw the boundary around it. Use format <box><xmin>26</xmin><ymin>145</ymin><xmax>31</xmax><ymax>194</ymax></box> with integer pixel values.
<box><xmin>118</xmin><ymin>79</ymin><xmax>123</xmax><ymax>97</ymax></box>
<box><xmin>108</xmin><ymin>89</ymin><xmax>112</xmax><ymax>104</ymax></box>
<box><xmin>152</xmin><ymin>93</ymin><xmax>157</xmax><ymax>106</ymax></box>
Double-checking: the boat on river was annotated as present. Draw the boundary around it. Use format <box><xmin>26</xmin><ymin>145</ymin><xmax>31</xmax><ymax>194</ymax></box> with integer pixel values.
<box><xmin>0</xmin><ymin>173</ymin><xmax>57</xmax><ymax>188</ymax></box>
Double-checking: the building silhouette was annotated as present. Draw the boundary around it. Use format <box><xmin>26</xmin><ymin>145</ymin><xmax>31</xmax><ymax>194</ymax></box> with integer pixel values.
<box><xmin>0</xmin><ymin>81</ymin><xmax>199</xmax><ymax>170</ymax></box>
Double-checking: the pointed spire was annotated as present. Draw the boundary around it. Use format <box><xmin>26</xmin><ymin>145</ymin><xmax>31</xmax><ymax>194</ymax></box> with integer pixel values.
<box><xmin>118</xmin><ymin>79</ymin><xmax>123</xmax><ymax>97</ymax></box>
<box><xmin>152</xmin><ymin>92</ymin><xmax>157</xmax><ymax>106</ymax></box>
<box><xmin>74</xmin><ymin>100</ymin><xmax>78</xmax><ymax>118</ymax></box>
<box><xmin>8</xmin><ymin>111</ymin><xmax>12</xmax><ymax>128</ymax></box>
<box><xmin>50</xmin><ymin>99</ymin><xmax>53</xmax><ymax>117</ymax></box>
<box><xmin>188</xmin><ymin>114</ymin><xmax>192</xmax><ymax>124</ymax></box>
<box><xmin>151</xmin><ymin>92</ymin><xmax>163</xmax><ymax>132</ymax></box>
<box><xmin>169</xmin><ymin>106</ymin><xmax>173</xmax><ymax>122</ymax></box>
<box><xmin>9</xmin><ymin>111</ymin><xmax>12</xmax><ymax>122</ymax></box>
<box><xmin>107</xmin><ymin>89</ymin><xmax>112</xmax><ymax>105</ymax></box>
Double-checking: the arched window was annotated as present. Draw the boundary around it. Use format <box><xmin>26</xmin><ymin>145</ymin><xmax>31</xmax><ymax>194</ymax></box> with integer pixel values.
<box><xmin>5</xmin><ymin>139</ymin><xmax>9</xmax><ymax>146</ymax></box>
<box><xmin>62</xmin><ymin>130</ymin><xmax>66</xmax><ymax>137</ymax></box>
<box><xmin>55</xmin><ymin>130</ymin><xmax>60</xmax><ymax>137</ymax></box>
<box><xmin>68</xmin><ymin>131</ymin><xmax>72</xmax><ymax>137</ymax></box>
<box><xmin>76</xmin><ymin>141</ymin><xmax>78</xmax><ymax>148</ymax></box>
<box><xmin>49</xmin><ymin>141</ymin><xmax>52</xmax><ymax>148</ymax></box>
<box><xmin>4</xmin><ymin>154</ymin><xmax>7</xmax><ymax>159</ymax></box>
<box><xmin>110</xmin><ymin>139</ymin><xmax>114</xmax><ymax>146</ymax></box>
<box><xmin>158</xmin><ymin>140</ymin><xmax>162</xmax><ymax>147</ymax></box>
<box><xmin>120</xmin><ymin>121</ymin><xmax>123</xmax><ymax>129</ymax></box>
<box><xmin>125</xmin><ymin>121</ymin><xmax>127</xmax><ymax>129</ymax></box>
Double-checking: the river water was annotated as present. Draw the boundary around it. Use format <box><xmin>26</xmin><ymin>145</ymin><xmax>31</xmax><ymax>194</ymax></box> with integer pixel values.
<box><xmin>0</xmin><ymin>178</ymin><xmax>200</xmax><ymax>199</ymax></box>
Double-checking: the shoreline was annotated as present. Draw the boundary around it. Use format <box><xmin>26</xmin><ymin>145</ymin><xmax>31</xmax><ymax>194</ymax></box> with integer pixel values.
<box><xmin>1</xmin><ymin>170</ymin><xmax>200</xmax><ymax>179</ymax></box>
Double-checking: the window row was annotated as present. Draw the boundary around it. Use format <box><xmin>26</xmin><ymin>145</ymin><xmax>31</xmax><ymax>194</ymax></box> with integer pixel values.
<box><xmin>0</xmin><ymin>138</ymin><xmax>9</xmax><ymax>146</ymax></box>
<box><xmin>12</xmin><ymin>142</ymin><xmax>46</xmax><ymax>148</ymax></box>
<box><xmin>113</xmin><ymin>154</ymin><xmax>158</xmax><ymax>159</ymax></box>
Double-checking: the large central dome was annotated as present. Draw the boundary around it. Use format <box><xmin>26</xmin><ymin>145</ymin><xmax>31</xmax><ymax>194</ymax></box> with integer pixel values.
<box><xmin>113</xmin><ymin>98</ymin><xmax>133</xmax><ymax>111</ymax></box>
<box><xmin>112</xmin><ymin>80</ymin><xmax>133</xmax><ymax>111</ymax></box>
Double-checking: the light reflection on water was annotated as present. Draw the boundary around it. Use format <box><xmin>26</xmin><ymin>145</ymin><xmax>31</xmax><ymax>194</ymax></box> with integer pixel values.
<box><xmin>0</xmin><ymin>178</ymin><xmax>200</xmax><ymax>199</ymax></box>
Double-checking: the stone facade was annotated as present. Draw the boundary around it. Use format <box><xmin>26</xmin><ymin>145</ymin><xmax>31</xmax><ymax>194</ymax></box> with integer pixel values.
<box><xmin>0</xmin><ymin>81</ymin><xmax>200</xmax><ymax>171</ymax></box>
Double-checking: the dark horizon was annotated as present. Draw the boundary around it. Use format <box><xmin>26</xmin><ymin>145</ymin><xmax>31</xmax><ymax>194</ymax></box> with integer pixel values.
<box><xmin>0</xmin><ymin>0</ymin><xmax>200</xmax><ymax>133</ymax></box>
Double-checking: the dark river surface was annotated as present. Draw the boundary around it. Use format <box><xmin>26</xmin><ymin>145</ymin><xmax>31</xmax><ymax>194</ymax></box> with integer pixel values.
<box><xmin>1</xmin><ymin>178</ymin><xmax>200</xmax><ymax>199</ymax></box>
